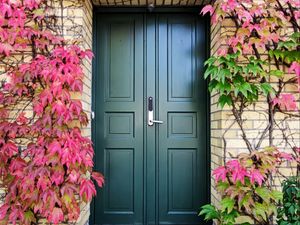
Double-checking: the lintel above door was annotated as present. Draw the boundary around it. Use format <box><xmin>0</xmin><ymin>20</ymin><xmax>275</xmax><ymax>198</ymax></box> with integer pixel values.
<box><xmin>92</xmin><ymin>0</ymin><xmax>213</xmax><ymax>7</ymax></box>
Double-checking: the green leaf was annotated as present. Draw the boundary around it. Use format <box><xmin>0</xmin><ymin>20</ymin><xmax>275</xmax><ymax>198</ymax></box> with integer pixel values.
<box><xmin>256</xmin><ymin>187</ymin><xmax>271</xmax><ymax>204</ymax></box>
<box><xmin>204</xmin><ymin>57</ymin><xmax>216</xmax><ymax>66</ymax></box>
<box><xmin>279</xmin><ymin>221</ymin><xmax>289</xmax><ymax>225</ymax></box>
<box><xmin>208</xmin><ymin>80</ymin><xmax>218</xmax><ymax>92</ymax></box>
<box><xmin>216</xmin><ymin>181</ymin><xmax>229</xmax><ymax>192</ymax></box>
<box><xmin>254</xmin><ymin>202</ymin><xmax>267</xmax><ymax>221</ymax></box>
<box><xmin>199</xmin><ymin>204</ymin><xmax>220</xmax><ymax>221</ymax></box>
<box><xmin>271</xmin><ymin>190</ymin><xmax>283</xmax><ymax>202</ymax></box>
<box><xmin>291</xmin><ymin>32</ymin><xmax>300</xmax><ymax>39</ymax></box>
<box><xmin>33</xmin><ymin>8</ymin><xmax>44</xmax><ymax>16</ymax></box>
<box><xmin>218</xmin><ymin>94</ymin><xmax>232</xmax><ymax>108</ymax></box>
<box><xmin>238</xmin><ymin>82</ymin><xmax>252</xmax><ymax>98</ymax></box>
<box><xmin>204</xmin><ymin>65</ymin><xmax>218</xmax><ymax>79</ymax></box>
<box><xmin>233</xmin><ymin>74</ymin><xmax>245</xmax><ymax>85</ymax></box>
<box><xmin>222</xmin><ymin>209</ymin><xmax>239</xmax><ymax>224</ymax></box>
<box><xmin>221</xmin><ymin>197</ymin><xmax>235</xmax><ymax>213</ymax></box>
<box><xmin>288</xmin><ymin>205</ymin><xmax>296</xmax><ymax>215</ymax></box>
<box><xmin>24</xmin><ymin>210</ymin><xmax>36</xmax><ymax>225</ymax></box>
<box><xmin>269</xmin><ymin>50</ymin><xmax>274</xmax><ymax>59</ymax></box>
<box><xmin>260</xmin><ymin>83</ymin><xmax>274</xmax><ymax>95</ymax></box>
<box><xmin>270</xmin><ymin>70</ymin><xmax>284</xmax><ymax>77</ymax></box>
<box><xmin>238</xmin><ymin>193</ymin><xmax>251</xmax><ymax>211</ymax></box>
<box><xmin>273</xmin><ymin>49</ymin><xmax>285</xmax><ymax>60</ymax></box>
<box><xmin>217</xmin><ymin>82</ymin><xmax>231</xmax><ymax>95</ymax></box>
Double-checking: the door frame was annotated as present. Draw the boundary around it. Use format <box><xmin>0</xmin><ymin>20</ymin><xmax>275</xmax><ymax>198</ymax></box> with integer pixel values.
<box><xmin>90</xmin><ymin>8</ymin><xmax>211</xmax><ymax>225</ymax></box>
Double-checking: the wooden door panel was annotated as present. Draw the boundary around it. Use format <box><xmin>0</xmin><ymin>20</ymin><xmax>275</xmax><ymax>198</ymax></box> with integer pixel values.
<box><xmin>157</xmin><ymin>15</ymin><xmax>208</xmax><ymax>224</ymax></box>
<box><xmin>93</xmin><ymin>14</ymin><xmax>144</xmax><ymax>225</ymax></box>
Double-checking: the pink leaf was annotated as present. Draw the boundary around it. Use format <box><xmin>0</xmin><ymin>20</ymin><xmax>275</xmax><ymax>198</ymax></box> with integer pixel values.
<box><xmin>33</xmin><ymin>102</ymin><xmax>44</xmax><ymax>116</ymax></box>
<box><xmin>0</xmin><ymin>204</ymin><xmax>9</xmax><ymax>220</ymax></box>
<box><xmin>200</xmin><ymin>5</ymin><xmax>214</xmax><ymax>16</ymax></box>
<box><xmin>79</xmin><ymin>179</ymin><xmax>96</xmax><ymax>202</ymax></box>
<box><xmin>9</xmin><ymin>207</ymin><xmax>24</xmax><ymax>224</ymax></box>
<box><xmin>71</xmin><ymin>79</ymin><xmax>83</xmax><ymax>92</ymax></box>
<box><xmin>69</xmin><ymin>100</ymin><xmax>82</xmax><ymax>116</ymax></box>
<box><xmin>40</xmin><ymin>89</ymin><xmax>53</xmax><ymax>107</ymax></box>
<box><xmin>37</xmin><ymin>176</ymin><xmax>51</xmax><ymax>191</ymax></box>
<box><xmin>272</xmin><ymin>94</ymin><xmax>298</xmax><ymax>111</ymax></box>
<box><xmin>68</xmin><ymin>170</ymin><xmax>80</xmax><ymax>183</ymax></box>
<box><xmin>2</xmin><ymin>142</ymin><xmax>18</xmax><ymax>157</ymax></box>
<box><xmin>231</xmin><ymin>167</ymin><xmax>248</xmax><ymax>184</ymax></box>
<box><xmin>48</xmin><ymin>141</ymin><xmax>62</xmax><ymax>156</ymax></box>
<box><xmin>226</xmin><ymin>159</ymin><xmax>240</xmax><ymax>170</ymax></box>
<box><xmin>226</xmin><ymin>160</ymin><xmax>248</xmax><ymax>184</ymax></box>
<box><xmin>9</xmin><ymin>158</ymin><xmax>26</xmax><ymax>176</ymax></box>
<box><xmin>0</xmin><ymin>43</ymin><xmax>14</xmax><ymax>56</ymax></box>
<box><xmin>48</xmin><ymin>207</ymin><xmax>64</xmax><ymax>225</ymax></box>
<box><xmin>213</xmin><ymin>166</ymin><xmax>227</xmax><ymax>182</ymax></box>
<box><xmin>279</xmin><ymin>152</ymin><xmax>293</xmax><ymax>161</ymax></box>
<box><xmin>16</xmin><ymin>112</ymin><xmax>28</xmax><ymax>125</ymax></box>
<box><xmin>248</xmin><ymin>169</ymin><xmax>264</xmax><ymax>186</ymax></box>
<box><xmin>92</xmin><ymin>172</ymin><xmax>105</xmax><ymax>188</ymax></box>
<box><xmin>289</xmin><ymin>62</ymin><xmax>300</xmax><ymax>90</ymax></box>
<box><xmin>82</xmin><ymin>50</ymin><xmax>94</xmax><ymax>59</ymax></box>
<box><xmin>52</xmin><ymin>100</ymin><xmax>66</xmax><ymax>115</ymax></box>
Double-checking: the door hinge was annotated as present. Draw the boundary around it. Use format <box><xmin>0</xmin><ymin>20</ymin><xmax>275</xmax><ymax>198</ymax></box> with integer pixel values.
<box><xmin>91</xmin><ymin>111</ymin><xmax>95</xmax><ymax>120</ymax></box>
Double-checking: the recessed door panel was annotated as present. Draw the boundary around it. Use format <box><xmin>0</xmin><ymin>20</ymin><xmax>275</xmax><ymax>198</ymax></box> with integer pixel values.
<box><xmin>104</xmin><ymin>149</ymin><xmax>134</xmax><ymax>213</ymax></box>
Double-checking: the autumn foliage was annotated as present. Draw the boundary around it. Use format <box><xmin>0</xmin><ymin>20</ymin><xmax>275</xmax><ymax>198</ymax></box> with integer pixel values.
<box><xmin>0</xmin><ymin>0</ymin><xmax>103</xmax><ymax>224</ymax></box>
<box><xmin>200</xmin><ymin>0</ymin><xmax>299</xmax><ymax>224</ymax></box>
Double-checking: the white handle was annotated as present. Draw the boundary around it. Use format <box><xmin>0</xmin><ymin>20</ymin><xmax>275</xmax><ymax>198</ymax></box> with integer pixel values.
<box><xmin>148</xmin><ymin>97</ymin><xmax>163</xmax><ymax>126</ymax></box>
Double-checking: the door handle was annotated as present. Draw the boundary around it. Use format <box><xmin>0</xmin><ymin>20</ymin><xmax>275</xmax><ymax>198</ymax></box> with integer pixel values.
<box><xmin>148</xmin><ymin>97</ymin><xmax>163</xmax><ymax>126</ymax></box>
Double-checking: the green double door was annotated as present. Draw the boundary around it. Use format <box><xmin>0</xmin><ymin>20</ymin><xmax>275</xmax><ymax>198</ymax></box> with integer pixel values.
<box><xmin>93</xmin><ymin>13</ymin><xmax>209</xmax><ymax>225</ymax></box>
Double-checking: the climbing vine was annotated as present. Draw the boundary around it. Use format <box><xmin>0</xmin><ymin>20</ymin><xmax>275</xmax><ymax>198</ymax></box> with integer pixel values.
<box><xmin>200</xmin><ymin>0</ymin><xmax>299</xmax><ymax>224</ymax></box>
<box><xmin>0</xmin><ymin>1</ymin><xmax>103</xmax><ymax>224</ymax></box>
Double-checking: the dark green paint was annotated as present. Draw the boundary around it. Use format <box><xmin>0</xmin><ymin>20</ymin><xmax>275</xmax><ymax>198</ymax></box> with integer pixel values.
<box><xmin>92</xmin><ymin>13</ymin><xmax>209</xmax><ymax>225</ymax></box>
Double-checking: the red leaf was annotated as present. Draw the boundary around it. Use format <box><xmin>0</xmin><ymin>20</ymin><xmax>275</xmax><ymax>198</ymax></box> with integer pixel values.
<box><xmin>16</xmin><ymin>112</ymin><xmax>28</xmax><ymax>125</ymax></box>
<box><xmin>48</xmin><ymin>141</ymin><xmax>62</xmax><ymax>156</ymax></box>
<box><xmin>9</xmin><ymin>158</ymin><xmax>26</xmax><ymax>176</ymax></box>
<box><xmin>37</xmin><ymin>176</ymin><xmax>51</xmax><ymax>191</ymax></box>
<box><xmin>71</xmin><ymin>79</ymin><xmax>83</xmax><ymax>92</ymax></box>
<box><xmin>39</xmin><ymin>89</ymin><xmax>53</xmax><ymax>107</ymax></box>
<box><xmin>52</xmin><ymin>100</ymin><xmax>66</xmax><ymax>115</ymax></box>
<box><xmin>0</xmin><ymin>204</ymin><xmax>9</xmax><ymax>220</ymax></box>
<box><xmin>9</xmin><ymin>207</ymin><xmax>24</xmax><ymax>223</ymax></box>
<box><xmin>69</xmin><ymin>100</ymin><xmax>82</xmax><ymax>116</ymax></box>
<box><xmin>2</xmin><ymin>142</ymin><xmax>18</xmax><ymax>157</ymax></box>
<box><xmin>248</xmin><ymin>169</ymin><xmax>265</xmax><ymax>186</ymax></box>
<box><xmin>0</xmin><ymin>43</ymin><xmax>14</xmax><ymax>56</ymax></box>
<box><xmin>48</xmin><ymin>207</ymin><xmax>64</xmax><ymax>225</ymax></box>
<box><xmin>79</xmin><ymin>179</ymin><xmax>96</xmax><ymax>202</ymax></box>
<box><xmin>273</xmin><ymin>94</ymin><xmax>298</xmax><ymax>111</ymax></box>
<box><xmin>200</xmin><ymin>5</ymin><xmax>214</xmax><ymax>16</ymax></box>
<box><xmin>82</xmin><ymin>50</ymin><xmax>94</xmax><ymax>59</ymax></box>
<box><xmin>68</xmin><ymin>170</ymin><xmax>80</xmax><ymax>183</ymax></box>
<box><xmin>92</xmin><ymin>172</ymin><xmax>105</xmax><ymax>188</ymax></box>
<box><xmin>279</xmin><ymin>152</ymin><xmax>293</xmax><ymax>161</ymax></box>
<box><xmin>212</xmin><ymin>166</ymin><xmax>227</xmax><ymax>183</ymax></box>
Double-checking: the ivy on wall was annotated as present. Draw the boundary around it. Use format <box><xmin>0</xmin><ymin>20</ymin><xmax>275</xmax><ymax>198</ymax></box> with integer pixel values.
<box><xmin>0</xmin><ymin>1</ymin><xmax>103</xmax><ymax>224</ymax></box>
<box><xmin>200</xmin><ymin>0</ymin><xmax>299</xmax><ymax>224</ymax></box>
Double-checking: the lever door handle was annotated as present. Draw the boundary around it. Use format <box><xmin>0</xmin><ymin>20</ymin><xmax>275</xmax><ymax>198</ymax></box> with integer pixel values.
<box><xmin>148</xmin><ymin>97</ymin><xmax>163</xmax><ymax>126</ymax></box>
<box><xmin>150</xmin><ymin>119</ymin><xmax>163</xmax><ymax>124</ymax></box>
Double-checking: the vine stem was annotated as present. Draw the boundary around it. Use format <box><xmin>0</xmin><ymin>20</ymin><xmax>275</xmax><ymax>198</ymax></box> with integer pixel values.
<box><xmin>231</xmin><ymin>100</ymin><xmax>254</xmax><ymax>153</ymax></box>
